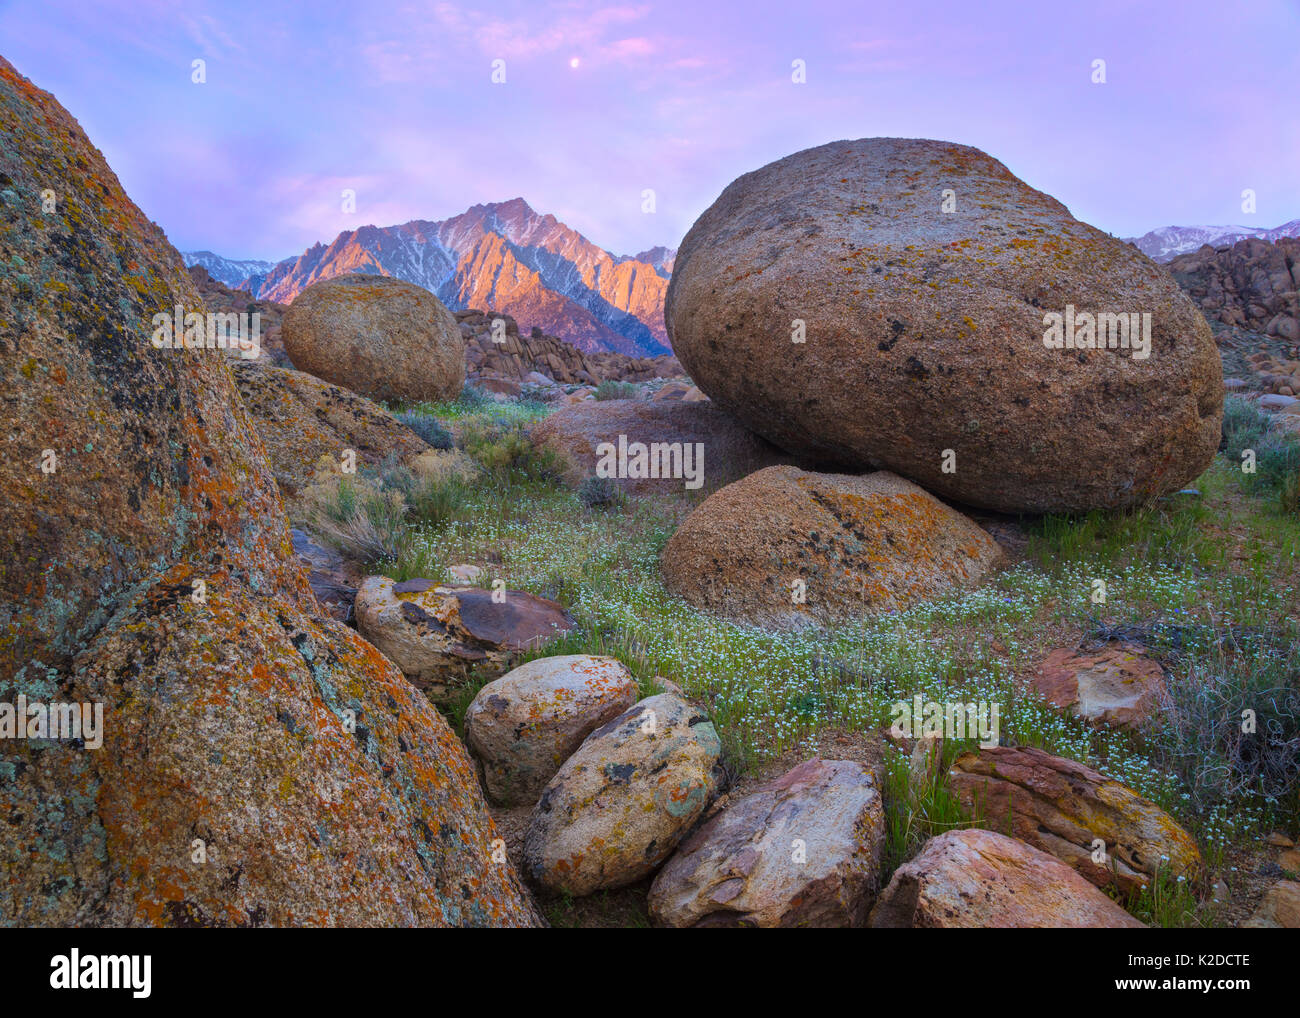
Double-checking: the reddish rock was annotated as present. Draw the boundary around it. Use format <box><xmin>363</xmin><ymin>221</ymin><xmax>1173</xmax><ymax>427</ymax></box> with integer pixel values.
<box><xmin>1029</xmin><ymin>642</ymin><xmax>1167</xmax><ymax>728</ymax></box>
<box><xmin>662</xmin><ymin>466</ymin><xmax>1001</xmax><ymax>630</ymax></box>
<box><xmin>666</xmin><ymin>138</ymin><xmax>1222</xmax><ymax>513</ymax></box>
<box><xmin>947</xmin><ymin>745</ymin><xmax>1200</xmax><ymax>894</ymax></box>
<box><xmin>869</xmin><ymin>829</ymin><xmax>1145</xmax><ymax>928</ymax></box>
<box><xmin>283</xmin><ymin>273</ymin><xmax>465</xmax><ymax>404</ymax></box>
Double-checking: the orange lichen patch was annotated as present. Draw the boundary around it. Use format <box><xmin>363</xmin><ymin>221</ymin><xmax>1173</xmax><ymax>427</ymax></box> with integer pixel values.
<box><xmin>662</xmin><ymin>466</ymin><xmax>1001</xmax><ymax>630</ymax></box>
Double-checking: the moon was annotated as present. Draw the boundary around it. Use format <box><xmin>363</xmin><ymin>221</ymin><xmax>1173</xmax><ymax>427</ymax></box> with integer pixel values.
<box><xmin>569</xmin><ymin>57</ymin><xmax>580</xmax><ymax>69</ymax></box>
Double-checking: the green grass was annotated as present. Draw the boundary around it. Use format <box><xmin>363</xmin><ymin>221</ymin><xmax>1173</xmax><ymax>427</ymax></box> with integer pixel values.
<box><xmin>352</xmin><ymin>394</ymin><xmax>1300</xmax><ymax>925</ymax></box>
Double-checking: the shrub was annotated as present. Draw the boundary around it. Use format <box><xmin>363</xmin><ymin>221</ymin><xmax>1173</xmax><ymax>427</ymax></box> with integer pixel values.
<box><xmin>395</xmin><ymin>410</ymin><xmax>453</xmax><ymax>450</ymax></box>
<box><xmin>594</xmin><ymin>379</ymin><xmax>638</xmax><ymax>401</ymax></box>
<box><xmin>459</xmin><ymin>416</ymin><xmax>563</xmax><ymax>482</ymax></box>
<box><xmin>309</xmin><ymin>482</ymin><xmax>407</xmax><ymax>563</ymax></box>
<box><xmin>1221</xmin><ymin>394</ymin><xmax>1300</xmax><ymax>510</ymax></box>
<box><xmin>578</xmin><ymin>474</ymin><xmax>625</xmax><ymax>509</ymax></box>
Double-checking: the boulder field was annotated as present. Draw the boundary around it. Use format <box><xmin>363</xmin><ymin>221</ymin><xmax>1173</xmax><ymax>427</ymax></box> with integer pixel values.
<box><xmin>0</xmin><ymin>57</ymin><xmax>539</xmax><ymax>927</ymax></box>
<box><xmin>665</xmin><ymin>137</ymin><xmax>1223</xmax><ymax>513</ymax></box>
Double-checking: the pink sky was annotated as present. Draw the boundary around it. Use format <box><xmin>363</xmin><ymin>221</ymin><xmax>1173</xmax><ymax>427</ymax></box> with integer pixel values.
<box><xmin>2</xmin><ymin>0</ymin><xmax>1297</xmax><ymax>260</ymax></box>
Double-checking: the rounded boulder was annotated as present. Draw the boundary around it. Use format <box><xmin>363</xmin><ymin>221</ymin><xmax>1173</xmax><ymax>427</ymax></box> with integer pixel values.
<box><xmin>283</xmin><ymin>273</ymin><xmax>465</xmax><ymax>403</ymax></box>
<box><xmin>665</xmin><ymin>138</ymin><xmax>1222</xmax><ymax>513</ymax></box>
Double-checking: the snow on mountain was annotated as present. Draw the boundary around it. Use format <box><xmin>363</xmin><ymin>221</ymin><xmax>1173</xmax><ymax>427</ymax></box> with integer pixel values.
<box><xmin>182</xmin><ymin>250</ymin><xmax>276</xmax><ymax>288</ymax></box>
<box><xmin>1125</xmin><ymin>220</ymin><xmax>1300</xmax><ymax>262</ymax></box>
<box><xmin>227</xmin><ymin>199</ymin><xmax>673</xmax><ymax>356</ymax></box>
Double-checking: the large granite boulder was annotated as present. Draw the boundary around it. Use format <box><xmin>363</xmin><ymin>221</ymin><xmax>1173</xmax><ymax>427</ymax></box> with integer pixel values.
<box><xmin>648</xmin><ymin>758</ymin><xmax>884</xmax><ymax>927</ymax></box>
<box><xmin>665</xmin><ymin>138</ymin><xmax>1222</xmax><ymax>513</ymax></box>
<box><xmin>0</xmin><ymin>58</ymin><xmax>538</xmax><ymax>927</ymax></box>
<box><xmin>283</xmin><ymin>274</ymin><xmax>464</xmax><ymax>404</ymax></box>
<box><xmin>465</xmin><ymin>655</ymin><xmax>639</xmax><ymax>806</ymax></box>
<box><xmin>523</xmin><ymin>693</ymin><xmax>723</xmax><ymax>895</ymax></box>
<box><xmin>869</xmin><ymin>829</ymin><xmax>1145</xmax><ymax>928</ymax></box>
<box><xmin>661</xmin><ymin>466</ymin><xmax>1001</xmax><ymax>630</ymax></box>
<box><xmin>947</xmin><ymin>745</ymin><xmax>1200</xmax><ymax>893</ymax></box>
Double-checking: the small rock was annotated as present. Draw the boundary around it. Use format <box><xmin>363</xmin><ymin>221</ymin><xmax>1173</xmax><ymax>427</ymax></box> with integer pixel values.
<box><xmin>447</xmin><ymin>564</ymin><xmax>484</xmax><ymax>584</ymax></box>
<box><xmin>648</xmin><ymin>758</ymin><xmax>884</xmax><ymax>927</ymax></box>
<box><xmin>1241</xmin><ymin>880</ymin><xmax>1300</xmax><ymax>928</ymax></box>
<box><xmin>355</xmin><ymin>576</ymin><xmax>575</xmax><ymax>701</ymax></box>
<box><xmin>523</xmin><ymin>693</ymin><xmax>722</xmax><ymax>895</ymax></box>
<box><xmin>465</xmin><ymin>655</ymin><xmax>639</xmax><ymax>806</ymax></box>
<box><xmin>1266</xmin><ymin>831</ymin><xmax>1296</xmax><ymax>848</ymax></box>
<box><xmin>1028</xmin><ymin>642</ymin><xmax>1167</xmax><ymax>729</ymax></box>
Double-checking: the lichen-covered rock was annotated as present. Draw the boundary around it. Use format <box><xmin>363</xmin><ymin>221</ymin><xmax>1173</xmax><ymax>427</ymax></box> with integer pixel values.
<box><xmin>465</xmin><ymin>655</ymin><xmax>639</xmax><ymax>806</ymax></box>
<box><xmin>283</xmin><ymin>273</ymin><xmax>465</xmax><ymax>404</ymax></box>
<box><xmin>1029</xmin><ymin>642</ymin><xmax>1166</xmax><ymax>729</ymax></box>
<box><xmin>231</xmin><ymin>360</ymin><xmax>429</xmax><ymax>499</ymax></box>
<box><xmin>869</xmin><ymin>829</ymin><xmax>1145</xmax><ymax>928</ymax></box>
<box><xmin>524</xmin><ymin>693</ymin><xmax>723</xmax><ymax>895</ymax></box>
<box><xmin>947</xmin><ymin>745</ymin><xmax>1200</xmax><ymax>893</ymax></box>
<box><xmin>530</xmin><ymin>397</ymin><xmax>796</xmax><ymax>495</ymax></box>
<box><xmin>355</xmin><ymin>576</ymin><xmax>575</xmax><ymax>702</ymax></box>
<box><xmin>1241</xmin><ymin>880</ymin><xmax>1300</xmax><ymax>928</ymax></box>
<box><xmin>661</xmin><ymin>466</ymin><xmax>1001</xmax><ymax>630</ymax></box>
<box><xmin>665</xmin><ymin>138</ymin><xmax>1222</xmax><ymax>513</ymax></box>
<box><xmin>648</xmin><ymin>758</ymin><xmax>884</xmax><ymax>927</ymax></box>
<box><xmin>0</xmin><ymin>57</ymin><xmax>539</xmax><ymax>926</ymax></box>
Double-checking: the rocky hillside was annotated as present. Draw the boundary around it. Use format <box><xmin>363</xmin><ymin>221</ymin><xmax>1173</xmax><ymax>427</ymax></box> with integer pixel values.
<box><xmin>1167</xmin><ymin>236</ymin><xmax>1299</xmax><ymax>342</ymax></box>
<box><xmin>213</xmin><ymin>198</ymin><xmax>673</xmax><ymax>358</ymax></box>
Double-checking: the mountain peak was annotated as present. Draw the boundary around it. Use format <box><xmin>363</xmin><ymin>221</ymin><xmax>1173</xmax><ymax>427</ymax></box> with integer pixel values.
<box><xmin>186</xmin><ymin>199</ymin><xmax>675</xmax><ymax>357</ymax></box>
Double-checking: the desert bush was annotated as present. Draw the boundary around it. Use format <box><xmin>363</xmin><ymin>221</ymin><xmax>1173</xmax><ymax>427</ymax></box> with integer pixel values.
<box><xmin>594</xmin><ymin>379</ymin><xmax>638</xmax><ymax>401</ymax></box>
<box><xmin>1220</xmin><ymin>395</ymin><xmax>1300</xmax><ymax>510</ymax></box>
<box><xmin>459</xmin><ymin>416</ymin><xmax>563</xmax><ymax>482</ymax></box>
<box><xmin>308</xmin><ymin>477</ymin><xmax>407</xmax><ymax>562</ymax></box>
<box><xmin>1153</xmin><ymin>652</ymin><xmax>1300</xmax><ymax>810</ymax></box>
<box><xmin>578</xmin><ymin>474</ymin><xmax>625</xmax><ymax>509</ymax></box>
<box><xmin>395</xmin><ymin>410</ymin><xmax>453</xmax><ymax>450</ymax></box>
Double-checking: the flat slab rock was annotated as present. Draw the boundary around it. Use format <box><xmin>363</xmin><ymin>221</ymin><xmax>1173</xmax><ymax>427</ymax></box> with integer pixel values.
<box><xmin>355</xmin><ymin>575</ymin><xmax>575</xmax><ymax>701</ymax></box>
<box><xmin>1030</xmin><ymin>642</ymin><xmax>1167</xmax><ymax>728</ymax></box>
<box><xmin>648</xmin><ymin>758</ymin><xmax>884</xmax><ymax>927</ymax></box>
<box><xmin>869</xmin><ymin>829</ymin><xmax>1145</xmax><ymax>928</ymax></box>
<box><xmin>662</xmin><ymin>465</ymin><xmax>1001</xmax><ymax>630</ymax></box>
<box><xmin>523</xmin><ymin>692</ymin><xmax>723</xmax><ymax>896</ymax></box>
<box><xmin>465</xmin><ymin>655</ymin><xmax>640</xmax><ymax>807</ymax></box>
<box><xmin>947</xmin><ymin>745</ymin><xmax>1200</xmax><ymax>894</ymax></box>
<box><xmin>529</xmin><ymin>397</ymin><xmax>797</xmax><ymax>495</ymax></box>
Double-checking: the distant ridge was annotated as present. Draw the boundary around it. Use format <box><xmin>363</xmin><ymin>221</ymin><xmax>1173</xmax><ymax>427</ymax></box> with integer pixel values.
<box><xmin>185</xmin><ymin>199</ymin><xmax>676</xmax><ymax>357</ymax></box>
<box><xmin>1124</xmin><ymin>220</ymin><xmax>1300</xmax><ymax>262</ymax></box>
